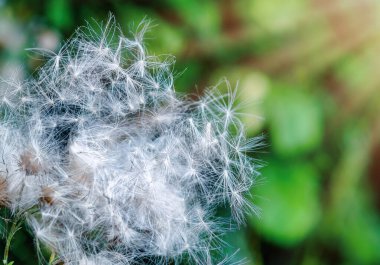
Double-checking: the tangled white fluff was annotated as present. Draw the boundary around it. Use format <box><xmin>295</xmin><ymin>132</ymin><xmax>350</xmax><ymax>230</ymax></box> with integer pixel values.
<box><xmin>0</xmin><ymin>18</ymin><xmax>261</xmax><ymax>265</ymax></box>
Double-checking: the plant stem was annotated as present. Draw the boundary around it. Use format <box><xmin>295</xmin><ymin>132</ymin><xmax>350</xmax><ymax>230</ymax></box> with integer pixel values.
<box><xmin>48</xmin><ymin>251</ymin><xmax>55</xmax><ymax>265</ymax></box>
<box><xmin>3</xmin><ymin>218</ymin><xmax>21</xmax><ymax>265</ymax></box>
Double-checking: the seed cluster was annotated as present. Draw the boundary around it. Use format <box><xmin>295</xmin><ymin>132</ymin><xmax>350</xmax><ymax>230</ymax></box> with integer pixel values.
<box><xmin>0</xmin><ymin>19</ymin><xmax>261</xmax><ymax>265</ymax></box>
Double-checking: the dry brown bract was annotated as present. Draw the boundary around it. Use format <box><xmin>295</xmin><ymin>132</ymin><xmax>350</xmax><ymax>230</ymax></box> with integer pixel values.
<box><xmin>40</xmin><ymin>186</ymin><xmax>55</xmax><ymax>205</ymax></box>
<box><xmin>19</xmin><ymin>150</ymin><xmax>43</xmax><ymax>175</ymax></box>
<box><xmin>0</xmin><ymin>176</ymin><xmax>9</xmax><ymax>206</ymax></box>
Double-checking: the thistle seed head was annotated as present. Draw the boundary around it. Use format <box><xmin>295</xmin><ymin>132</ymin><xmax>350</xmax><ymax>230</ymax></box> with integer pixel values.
<box><xmin>0</xmin><ymin>17</ymin><xmax>262</xmax><ymax>265</ymax></box>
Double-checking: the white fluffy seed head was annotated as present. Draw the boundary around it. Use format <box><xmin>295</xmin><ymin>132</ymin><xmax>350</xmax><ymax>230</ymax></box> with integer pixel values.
<box><xmin>0</xmin><ymin>16</ymin><xmax>262</xmax><ymax>264</ymax></box>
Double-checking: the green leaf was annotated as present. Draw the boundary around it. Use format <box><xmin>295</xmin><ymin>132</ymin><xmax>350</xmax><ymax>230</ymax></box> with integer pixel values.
<box><xmin>266</xmin><ymin>85</ymin><xmax>324</xmax><ymax>156</ymax></box>
<box><xmin>250</xmin><ymin>158</ymin><xmax>321</xmax><ymax>246</ymax></box>
<box><xmin>165</xmin><ymin>0</ymin><xmax>220</xmax><ymax>38</ymax></box>
<box><xmin>46</xmin><ymin>0</ymin><xmax>73</xmax><ymax>30</ymax></box>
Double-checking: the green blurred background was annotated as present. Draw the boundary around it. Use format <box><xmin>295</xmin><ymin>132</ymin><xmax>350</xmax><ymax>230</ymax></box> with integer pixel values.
<box><xmin>0</xmin><ymin>0</ymin><xmax>380</xmax><ymax>264</ymax></box>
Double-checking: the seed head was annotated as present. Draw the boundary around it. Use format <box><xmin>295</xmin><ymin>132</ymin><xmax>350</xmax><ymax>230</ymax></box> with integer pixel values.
<box><xmin>0</xmin><ymin>16</ymin><xmax>262</xmax><ymax>264</ymax></box>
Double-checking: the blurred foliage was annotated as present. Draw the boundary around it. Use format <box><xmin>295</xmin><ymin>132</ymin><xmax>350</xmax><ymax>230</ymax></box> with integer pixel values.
<box><xmin>0</xmin><ymin>0</ymin><xmax>380</xmax><ymax>264</ymax></box>
<box><xmin>250</xmin><ymin>158</ymin><xmax>321</xmax><ymax>247</ymax></box>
